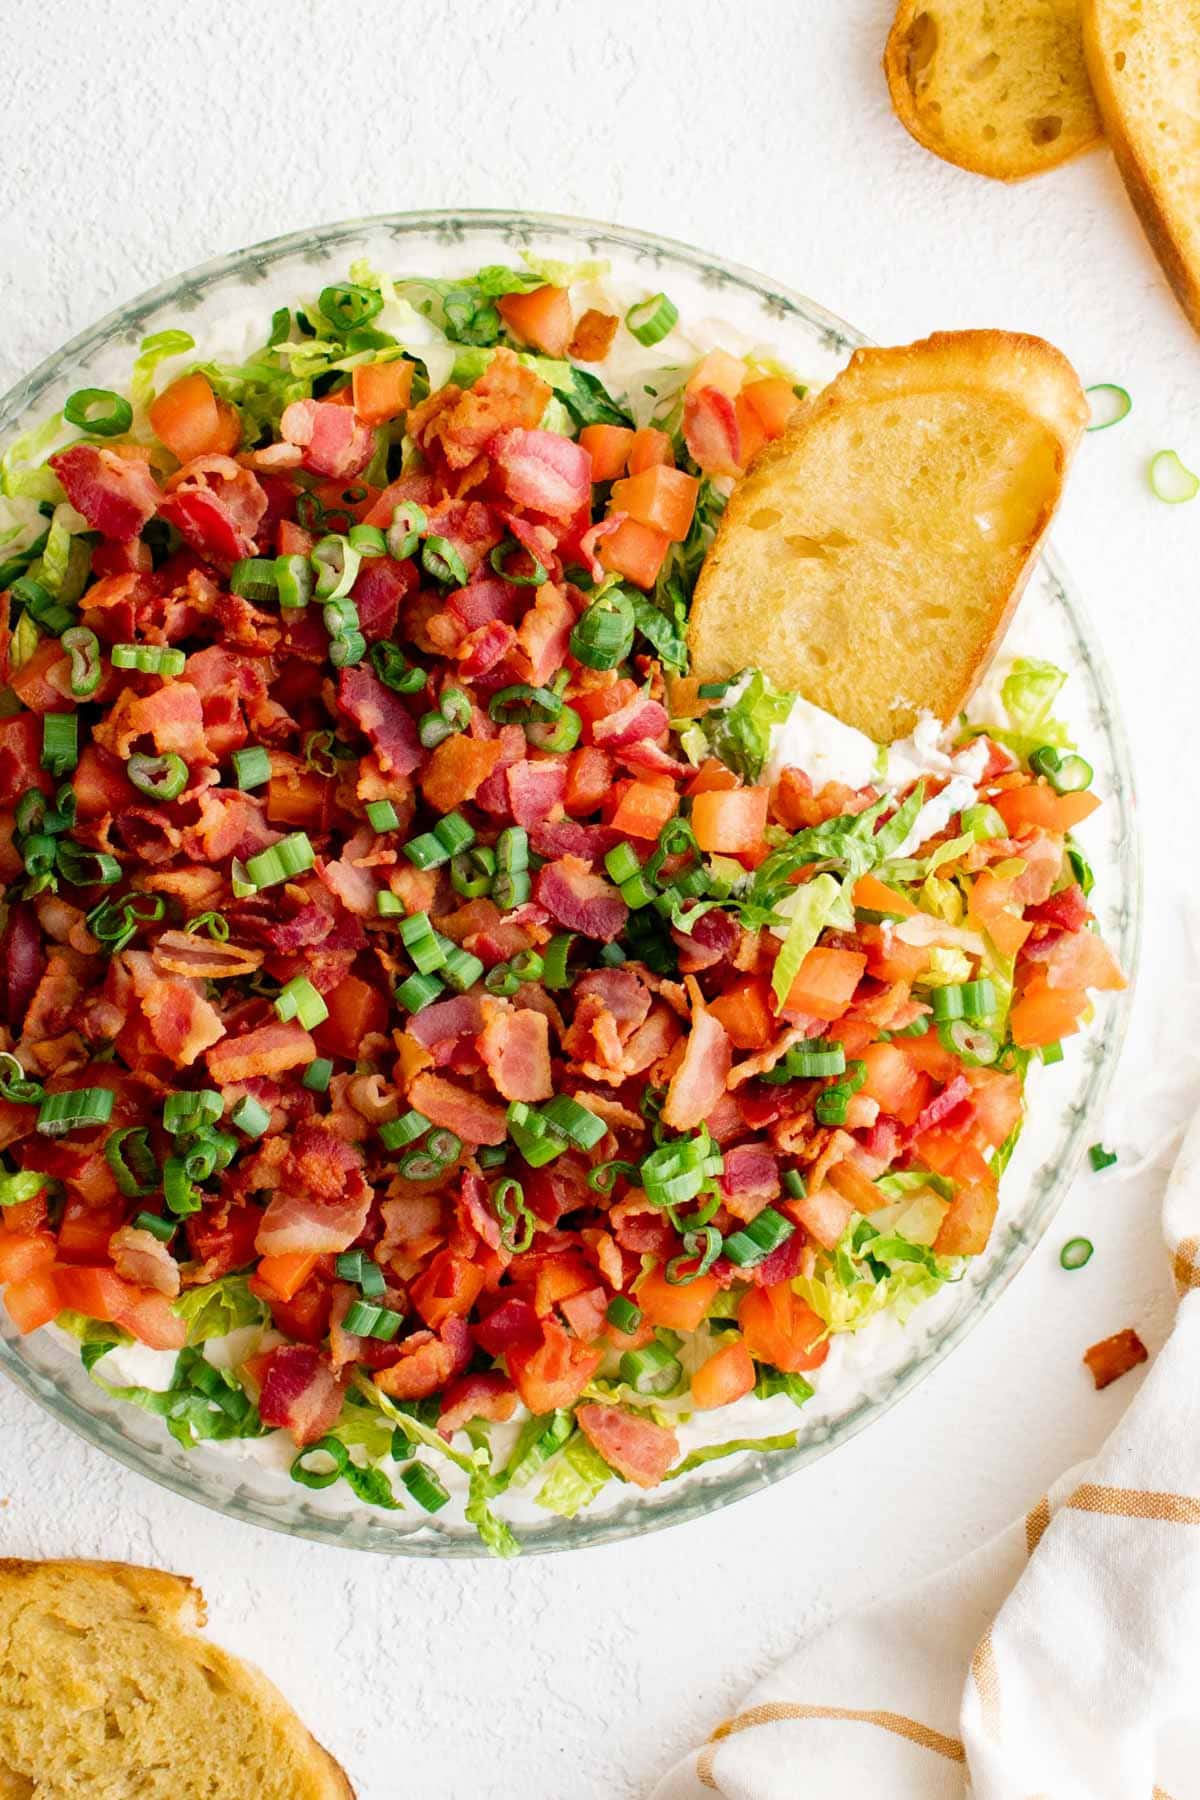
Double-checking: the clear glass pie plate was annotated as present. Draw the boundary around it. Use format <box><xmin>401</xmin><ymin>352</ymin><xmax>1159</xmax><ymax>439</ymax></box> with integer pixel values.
<box><xmin>0</xmin><ymin>211</ymin><xmax>1141</xmax><ymax>1556</ymax></box>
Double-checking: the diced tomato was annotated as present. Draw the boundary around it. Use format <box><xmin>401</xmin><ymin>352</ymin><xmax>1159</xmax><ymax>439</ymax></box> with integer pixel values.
<box><xmin>1084</xmin><ymin>1327</ymin><xmax>1148</xmax><ymax>1390</ymax></box>
<box><xmin>410</xmin><ymin>1250</ymin><xmax>486</xmax><ymax>1330</ymax></box>
<box><xmin>314</xmin><ymin>975</ymin><xmax>389</xmax><ymax>1060</ymax></box>
<box><xmin>636</xmin><ymin>1264</ymin><xmax>719</xmax><ymax>1332</ymax></box>
<box><xmin>993</xmin><ymin>783</ymin><xmax>1102</xmax><ymax>836</ymax></box>
<box><xmin>853</xmin><ymin>873</ymin><xmax>920</xmax><ymax>918</ymax></box>
<box><xmin>351</xmin><ymin>359</ymin><xmax>414</xmax><ymax>424</ymax></box>
<box><xmin>266</xmin><ymin>770</ymin><xmax>333</xmax><ymax>830</ymax></box>
<box><xmin>532</xmin><ymin>1252</ymin><xmax>593</xmax><ymax>1317</ymax></box>
<box><xmin>9</xmin><ymin>640</ymin><xmax>72</xmax><ymax>714</ymax></box>
<box><xmin>609</xmin><ymin>466</ymin><xmax>699</xmax><ymax>542</ymax></box>
<box><xmin>626</xmin><ymin>428</ymin><xmax>674</xmax><ymax>473</ymax></box>
<box><xmin>733</xmin><ymin>394</ymin><xmax>767</xmax><ymax>467</ymax></box>
<box><xmin>609</xmin><ymin>780</ymin><xmax>679</xmax><ymax>840</ymax></box>
<box><xmin>686</xmin><ymin>349</ymin><xmax>745</xmax><ymax>398</ymax></box>
<box><xmin>53</xmin><ymin>1265</ymin><xmax>187</xmax><ymax>1349</ymax></box>
<box><xmin>691</xmin><ymin>786</ymin><xmax>769</xmax><ymax>854</ymax></box>
<box><xmin>572</xmin><ymin>678</ymin><xmax>638</xmax><ymax>735</ymax></box>
<box><xmin>252</xmin><ymin>1251</ymin><xmax>321</xmax><ymax>1303</ymax></box>
<box><xmin>3</xmin><ymin>1268</ymin><xmax>61</xmax><ymax>1333</ymax></box>
<box><xmin>789</xmin><ymin>1182</ymin><xmax>855</xmax><ymax>1250</ymax></box>
<box><xmin>708</xmin><ymin>974</ymin><xmax>773</xmax><ymax>1050</ymax></box>
<box><xmin>691</xmin><ymin>1337</ymin><xmax>756</xmax><ymax>1409</ymax></box>
<box><xmin>597</xmin><ymin>516</ymin><xmax>671</xmax><ymax>588</ymax></box>
<box><xmin>782</xmin><ymin>946</ymin><xmax>867</xmax><ymax>1020</ymax></box>
<box><xmin>738</xmin><ymin>1284</ymin><xmax>829</xmax><ymax>1372</ymax></box>
<box><xmin>963</xmin><ymin>1068</ymin><xmax>1023</xmax><ymax>1150</ymax></box>
<box><xmin>0</xmin><ymin>1228</ymin><xmax>56</xmax><ymax>1284</ymax></box>
<box><xmin>741</xmin><ymin>376</ymin><xmax>799</xmax><ymax>438</ymax></box>
<box><xmin>563</xmin><ymin>745</ymin><xmax>613</xmax><ymax>815</ymax></box>
<box><xmin>578</xmin><ymin>424</ymin><xmax>634</xmax><ymax>481</ymax></box>
<box><xmin>57</xmin><ymin>1198</ymin><xmax>127</xmax><ymax>1264</ymax></box>
<box><xmin>857</xmin><ymin>1041</ymin><xmax>921</xmax><ymax>1115</ymax></box>
<box><xmin>1010</xmin><ymin>978</ymin><xmax>1088</xmax><ymax>1048</ymax></box>
<box><xmin>496</xmin><ymin>285</ymin><xmax>573</xmax><ymax>358</ymax></box>
<box><xmin>506</xmin><ymin>1317</ymin><xmax>602</xmax><ymax>1412</ymax></box>
<box><xmin>261</xmin><ymin>1278</ymin><xmax>333</xmax><ymax>1346</ymax></box>
<box><xmin>683</xmin><ymin>386</ymin><xmax>741</xmax><ymax>477</ymax></box>
<box><xmin>149</xmin><ymin>372</ymin><xmax>240</xmax><ymax>462</ymax></box>
<box><xmin>933</xmin><ymin>1181</ymin><xmax>999</xmax><ymax>1256</ymax></box>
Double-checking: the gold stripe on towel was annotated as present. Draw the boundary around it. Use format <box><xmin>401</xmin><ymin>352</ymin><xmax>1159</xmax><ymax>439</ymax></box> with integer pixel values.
<box><xmin>1068</xmin><ymin>1483</ymin><xmax>1200</xmax><ymax>1525</ymax></box>
<box><xmin>696</xmin><ymin>1742</ymin><xmax>719</xmax><ymax>1790</ymax></box>
<box><xmin>1025</xmin><ymin>1493</ymin><xmax>1052</xmax><ymax>1555</ymax></box>
<box><xmin>971</xmin><ymin>1627</ymin><xmax>1002</xmax><ymax>1738</ymax></box>
<box><xmin>709</xmin><ymin>1700</ymin><xmax>965</xmax><ymax>1762</ymax></box>
<box><xmin>1172</xmin><ymin>1235</ymin><xmax>1200</xmax><ymax>1296</ymax></box>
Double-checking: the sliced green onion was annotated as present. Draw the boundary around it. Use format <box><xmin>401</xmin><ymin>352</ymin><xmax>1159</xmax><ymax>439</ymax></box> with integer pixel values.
<box><xmin>232</xmin><ymin>1095</ymin><xmax>271</xmax><ymax>1138</ymax></box>
<box><xmin>132</xmin><ymin>1210</ymin><xmax>176</xmax><ymax>1244</ymax></box>
<box><xmin>665</xmin><ymin>1224</ymin><xmax>724</xmax><ymax>1284</ymax></box>
<box><xmin>164</xmin><ymin>1156</ymin><xmax>200</xmax><ymax>1216</ymax></box>
<box><xmin>722</xmin><ymin>1206</ymin><xmax>794</xmax><ymax>1269</ymax></box>
<box><xmin>163</xmin><ymin>1089</ymin><xmax>222</xmax><ymax>1136</ymax></box>
<box><xmin>492</xmin><ymin>869</ymin><xmax>531</xmax><ymax>911</ymax></box>
<box><xmin>961</xmin><ymin>802</ymin><xmax>1007</xmax><ymax>841</ymax></box>
<box><xmin>488</xmin><ymin>684</ymin><xmax>562</xmax><ymax>727</ymax></box>
<box><xmin>510</xmin><ymin>949</ymin><xmax>544</xmax><ymax>983</ymax></box>
<box><xmin>605</xmin><ymin>1295</ymin><xmax>642</xmax><ymax>1333</ymax></box>
<box><xmin>291</xmin><ymin>1436</ymin><xmax>348</xmax><ymax>1490</ymax></box>
<box><xmin>496</xmin><ymin>827</ymin><xmax>529</xmax><ymax>873</ymax></box>
<box><xmin>1149</xmin><ymin>449</ymin><xmax>1199</xmax><ymax>504</ymax></box>
<box><xmin>403</xmin><ymin>832</ymin><xmax>450</xmax><ymax>870</ymax></box>
<box><xmin>397</xmin><ymin>1127</ymin><xmax>461</xmax><ymax>1182</ymax></box>
<box><xmin>335</xmin><ymin>1251</ymin><xmax>365</xmax><ymax>1284</ymax></box>
<box><xmin>395</xmin><ymin>971</ymin><xmax>445</xmax><ymax>1013</ymax></box>
<box><xmin>359</xmin><ymin>1260</ymin><xmax>386</xmax><ymax>1300</ymax></box>
<box><xmin>57</xmin><ymin>842</ymin><xmax>121</xmax><ymax>888</ymax></box>
<box><xmin>41</xmin><ymin>714</ymin><xmax>78</xmax><ymax>778</ymax></box>
<box><xmin>231</xmin><ymin>746</ymin><xmax>271</xmax><ymax>791</ymax></box>
<box><xmin>230</xmin><ymin>558</ymin><xmax>279</xmax><ymax>603</ymax></box>
<box><xmin>318</xmin><ymin>284</ymin><xmax>383</xmax><ymax>333</ymax></box>
<box><xmin>348</xmin><ymin>524</ymin><xmax>387</xmax><ymax>558</ymax></box>
<box><xmin>302</xmin><ymin>1057</ymin><xmax>333</xmax><ymax>1093</ymax></box>
<box><xmin>434</xmin><ymin>812</ymin><xmax>474</xmax><ymax>856</ymax></box>
<box><xmin>542</xmin><ymin>933</ymin><xmax>577</xmax><ymax>991</ymax></box>
<box><xmin>64</xmin><ymin>387</ymin><xmax>133</xmax><ymax>437</ymax></box>
<box><xmin>36</xmin><ymin>1086</ymin><xmax>114</xmax><ymax>1136</ymax></box>
<box><xmin>619</xmin><ymin>1339</ymin><xmax>681</xmax><ymax>1395</ymax></box>
<box><xmin>441</xmin><ymin>945</ymin><xmax>484</xmax><ymax>993</ymax></box>
<box><xmin>104</xmin><ymin>1125</ymin><xmax>159</xmax><ymax>1197</ymax></box>
<box><xmin>527</xmin><ymin>705</ymin><xmax>581</xmax><ymax>753</ymax></box>
<box><xmin>1030</xmin><ymin>745</ymin><xmax>1093</xmax><ymax>793</ymax></box>
<box><xmin>605</xmin><ymin>843</ymin><xmax>642</xmax><ymax>886</ymax></box>
<box><xmin>492</xmin><ymin>1176</ymin><xmax>535</xmax><ymax>1252</ymax></box>
<box><xmin>274</xmin><ymin>553</ymin><xmax>314</xmax><ymax>610</ymax></box>
<box><xmin>959</xmin><ymin>979</ymin><xmax>997</xmax><ymax>1017</ymax></box>
<box><xmin>111</xmin><ymin>644</ymin><xmax>186</xmax><ymax>676</ymax></box>
<box><xmin>1039</xmin><ymin>1040</ymin><xmax>1065</xmax><ymax>1066</ymax></box>
<box><xmin>485</xmin><ymin>963</ymin><xmax>521</xmax><ymax>997</ymax></box>
<box><xmin>782</xmin><ymin>1168</ymin><xmax>807</xmax><ymax>1199</ymax></box>
<box><xmin>274</xmin><ymin>976</ymin><xmax>329</xmax><ymax>1029</ymax></box>
<box><xmin>379</xmin><ymin>1110</ymin><xmax>431</xmax><ymax>1152</ymax></box>
<box><xmin>385</xmin><ymin>502</ymin><xmax>428</xmax><ymax>562</ymax></box>
<box><xmin>450</xmin><ymin>846</ymin><xmax>496</xmax><ymax>899</ymax></box>
<box><xmin>937</xmin><ymin>1021</ymin><xmax>999</xmax><ymax>1066</ymax></box>
<box><xmin>244</xmin><ymin>832</ymin><xmax>314</xmax><ymax>889</ymax></box>
<box><xmin>366</xmin><ymin>799</ymin><xmax>399</xmax><ymax>832</ymax></box>
<box><xmin>1060</xmin><ymin>1236</ymin><xmax>1094</xmax><ymax>1270</ymax></box>
<box><xmin>0</xmin><ymin>1169</ymin><xmax>46</xmax><ymax>1204</ymax></box>
<box><xmin>311</xmin><ymin>534</ymin><xmax>361</xmax><ymax>601</ymax></box>
<box><xmin>569</xmin><ymin>590</ymin><xmax>635</xmax><ymax>670</ymax></box>
<box><xmin>490</xmin><ymin>539</ymin><xmax>549</xmax><ymax>587</ymax></box>
<box><xmin>540</xmin><ymin>1094</ymin><xmax>606</xmax><ymax>1150</ymax></box>
<box><xmin>625</xmin><ymin>293</ymin><xmax>679</xmax><ymax>348</ymax></box>
<box><xmin>61</xmin><ymin>625</ymin><xmax>101</xmax><ymax>698</ymax></box>
<box><xmin>376</xmin><ymin>890</ymin><xmax>404</xmax><ymax>916</ymax></box>
<box><xmin>697</xmin><ymin>680</ymin><xmax>733</xmax><ymax>699</ymax></box>
<box><xmin>127</xmin><ymin>751</ymin><xmax>187</xmax><ymax>801</ymax></box>
<box><xmin>1089</xmin><ymin>1143</ymin><xmax>1118</xmax><ymax>1172</ymax></box>
<box><xmin>399</xmin><ymin>912</ymin><xmax>446</xmax><ymax>974</ymax></box>
<box><xmin>421</xmin><ymin>535</ymin><xmax>468</xmax><ymax>588</ymax></box>
<box><xmin>401</xmin><ymin>1461</ymin><xmax>450</xmax><ymax>1512</ymax></box>
<box><xmin>1084</xmin><ymin>384</ymin><xmax>1131</xmax><ymax>432</ymax></box>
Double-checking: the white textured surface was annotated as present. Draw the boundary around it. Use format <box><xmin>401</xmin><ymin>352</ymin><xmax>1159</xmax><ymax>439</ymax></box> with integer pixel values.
<box><xmin>1</xmin><ymin>4</ymin><xmax>1198</xmax><ymax>1796</ymax></box>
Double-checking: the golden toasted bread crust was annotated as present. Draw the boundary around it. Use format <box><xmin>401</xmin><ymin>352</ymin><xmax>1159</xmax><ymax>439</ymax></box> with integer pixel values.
<box><xmin>885</xmin><ymin>0</ymin><xmax>1102</xmax><ymax>182</ymax></box>
<box><xmin>1082</xmin><ymin>0</ymin><xmax>1200</xmax><ymax>331</ymax></box>
<box><xmin>0</xmin><ymin>1557</ymin><xmax>354</xmax><ymax>1799</ymax></box>
<box><xmin>688</xmin><ymin>330</ymin><xmax>1086</xmax><ymax>742</ymax></box>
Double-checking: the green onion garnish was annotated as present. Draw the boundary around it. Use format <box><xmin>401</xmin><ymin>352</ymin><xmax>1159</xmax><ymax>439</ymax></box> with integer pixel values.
<box><xmin>111</xmin><ymin>644</ymin><xmax>186</xmax><ymax>676</ymax></box>
<box><xmin>244</xmin><ymin>832</ymin><xmax>315</xmax><ymax>889</ymax></box>
<box><xmin>274</xmin><ymin>976</ymin><xmax>328</xmax><ymax>1029</ymax></box>
<box><xmin>605</xmin><ymin>1296</ymin><xmax>642</xmax><ymax>1333</ymax></box>
<box><xmin>132</xmin><ymin>1211</ymin><xmax>176</xmax><ymax>1244</ymax></box>
<box><xmin>385</xmin><ymin>502</ymin><xmax>428</xmax><ymax>563</ymax></box>
<box><xmin>36</xmin><ymin>1086</ymin><xmax>114</xmax><ymax>1136</ymax></box>
<box><xmin>1084</xmin><ymin>384</ymin><xmax>1132</xmax><ymax>432</ymax></box>
<box><xmin>232</xmin><ymin>1095</ymin><xmax>271</xmax><ymax>1138</ymax></box>
<box><xmin>302</xmin><ymin>1057</ymin><xmax>333</xmax><ymax>1094</ymax></box>
<box><xmin>395</xmin><ymin>971</ymin><xmax>445</xmax><ymax>1013</ymax></box>
<box><xmin>127</xmin><ymin>750</ymin><xmax>188</xmax><ymax>801</ymax></box>
<box><xmin>231</xmin><ymin>746</ymin><xmax>271</xmax><ymax>791</ymax></box>
<box><xmin>104</xmin><ymin>1125</ymin><xmax>160</xmax><ymax>1197</ymax></box>
<box><xmin>619</xmin><ymin>1340</ymin><xmax>682</xmax><ymax>1395</ymax></box>
<box><xmin>625</xmin><ymin>292</ymin><xmax>679</xmax><ymax>347</ymax></box>
<box><xmin>379</xmin><ymin>1110</ymin><xmax>431</xmax><ymax>1151</ymax></box>
<box><xmin>40</xmin><ymin>713</ymin><xmax>78</xmax><ymax>778</ymax></box>
<box><xmin>401</xmin><ymin>1461</ymin><xmax>451</xmax><ymax>1512</ymax></box>
<box><xmin>274</xmin><ymin>553</ymin><xmax>313</xmax><ymax>610</ymax></box>
<box><xmin>539</xmin><ymin>1094</ymin><xmax>606</xmax><ymax>1151</ymax></box>
<box><xmin>569</xmin><ymin>590</ymin><xmax>635</xmax><ymax>670</ymax></box>
<box><xmin>229</xmin><ymin>558</ymin><xmax>280</xmax><ymax>603</ymax></box>
<box><xmin>1060</xmin><ymin>1237</ymin><xmax>1094</xmax><ymax>1270</ymax></box>
<box><xmin>61</xmin><ymin>625</ymin><xmax>101</xmax><ymax>698</ymax></box>
<box><xmin>63</xmin><ymin>387</ymin><xmax>133</xmax><ymax>437</ymax></box>
<box><xmin>163</xmin><ymin>1089</ymin><xmax>222</xmax><ymax>1136</ymax></box>
<box><xmin>397</xmin><ymin>1128</ymin><xmax>461</xmax><ymax>1182</ymax></box>
<box><xmin>421</xmin><ymin>535</ymin><xmax>468</xmax><ymax>588</ymax></box>
<box><xmin>722</xmin><ymin>1207</ymin><xmax>794</xmax><ymax>1270</ymax></box>
<box><xmin>1149</xmin><ymin>449</ymin><xmax>1199</xmax><ymax>504</ymax></box>
<box><xmin>366</xmin><ymin>799</ymin><xmax>399</xmax><ymax>833</ymax></box>
<box><xmin>318</xmin><ymin>284</ymin><xmax>383</xmax><ymax>333</ymax></box>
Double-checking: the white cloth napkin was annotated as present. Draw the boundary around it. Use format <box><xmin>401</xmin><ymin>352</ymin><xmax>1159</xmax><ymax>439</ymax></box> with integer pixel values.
<box><xmin>652</xmin><ymin>1109</ymin><xmax>1200</xmax><ymax>1800</ymax></box>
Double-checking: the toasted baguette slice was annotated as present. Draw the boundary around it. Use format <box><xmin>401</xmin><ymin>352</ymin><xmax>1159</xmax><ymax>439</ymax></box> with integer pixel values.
<box><xmin>1082</xmin><ymin>0</ymin><xmax>1200</xmax><ymax>332</ymax></box>
<box><xmin>688</xmin><ymin>331</ymin><xmax>1087</xmax><ymax>743</ymax></box>
<box><xmin>885</xmin><ymin>0</ymin><xmax>1102</xmax><ymax>181</ymax></box>
<box><xmin>0</xmin><ymin>1558</ymin><xmax>353</xmax><ymax>1799</ymax></box>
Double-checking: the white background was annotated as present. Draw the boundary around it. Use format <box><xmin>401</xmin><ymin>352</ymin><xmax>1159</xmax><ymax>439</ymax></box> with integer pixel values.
<box><xmin>1</xmin><ymin>4</ymin><xmax>1198</xmax><ymax>1796</ymax></box>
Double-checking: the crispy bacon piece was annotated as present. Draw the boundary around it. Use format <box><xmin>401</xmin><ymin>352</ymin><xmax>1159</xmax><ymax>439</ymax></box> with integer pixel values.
<box><xmin>406</xmin><ymin>991</ymin><xmax>486</xmax><ymax>1054</ymax></box>
<box><xmin>534</xmin><ymin>855</ymin><xmax>628</xmax><ymax>943</ymax></box>
<box><xmin>416</xmin><ymin>350</ymin><xmax>550</xmax><ymax>471</ymax></box>
<box><xmin>1027</xmin><ymin>884</ymin><xmax>1089</xmax><ymax>933</ymax></box>
<box><xmin>438</xmin><ymin>1370</ymin><xmax>518</xmax><ymax>1438</ymax></box>
<box><xmin>109</xmin><ymin>1224</ymin><xmax>182</xmax><ymax>1299</ymax></box>
<box><xmin>574</xmin><ymin>965</ymin><xmax>652</xmax><ymax>1035</ymax></box>
<box><xmin>507</xmin><ymin>758</ymin><xmax>566</xmax><ymax>827</ymax></box>
<box><xmin>139</xmin><ymin>976</ymin><xmax>225</xmax><ymax>1068</ymax></box>
<box><xmin>96</xmin><ymin>681</ymin><xmax>213</xmax><ymax>766</ymax></box>
<box><xmin>477</xmin><ymin>1001</ymin><xmax>553</xmax><ymax>1103</ymax></box>
<box><xmin>590</xmin><ymin>693</ymin><xmax>669</xmax><ymax>749</ymax></box>
<box><xmin>337</xmin><ymin>665</ymin><xmax>422</xmax><ymax>776</ymax></box>
<box><xmin>569</xmin><ymin>309</ymin><xmax>619</xmax><ymax>362</ymax></box>
<box><xmin>206</xmin><ymin>1020</ymin><xmax>317</xmax><ymax>1084</ymax></box>
<box><xmin>407</xmin><ymin>1071</ymin><xmax>508</xmax><ymax>1145</ymax></box>
<box><xmin>1084</xmin><ymin>1328</ymin><xmax>1148</xmax><ymax>1391</ymax></box>
<box><xmin>662</xmin><ymin>994</ymin><xmax>731</xmax><ymax>1132</ymax></box>
<box><xmin>474</xmin><ymin>1295</ymin><xmax>542</xmax><ymax>1355</ymax></box>
<box><xmin>372</xmin><ymin>1317</ymin><xmax>473</xmax><ymax>1399</ymax></box>
<box><xmin>529</xmin><ymin>819</ymin><xmax>618</xmax><ymax>861</ymax></box>
<box><xmin>517</xmin><ymin>582</ymin><xmax>575</xmax><ymax>685</ymax></box>
<box><xmin>490</xmin><ymin>428</ymin><xmax>592</xmax><ymax>520</ymax></box>
<box><xmin>720</xmin><ymin>1143</ymin><xmax>782</xmax><ymax>1223</ymax></box>
<box><xmin>255</xmin><ymin>1125</ymin><xmax>373</xmax><ymax>1257</ymax></box>
<box><xmin>1</xmin><ymin>902</ymin><xmax>46</xmax><ymax>1031</ymax></box>
<box><xmin>257</xmin><ymin>1345</ymin><xmax>346</xmax><ymax>1445</ymax></box>
<box><xmin>50</xmin><ymin>444</ymin><xmax>161</xmax><ymax>540</ymax></box>
<box><xmin>672</xmin><ymin>906</ymin><xmax>740</xmax><ymax>974</ymax></box>
<box><xmin>158</xmin><ymin>454</ymin><xmax>268</xmax><ymax>565</ymax></box>
<box><xmin>280</xmin><ymin>398</ymin><xmax>374</xmax><ymax>479</ymax></box>
<box><xmin>575</xmin><ymin>1402</ymin><xmax>679</xmax><ymax>1489</ymax></box>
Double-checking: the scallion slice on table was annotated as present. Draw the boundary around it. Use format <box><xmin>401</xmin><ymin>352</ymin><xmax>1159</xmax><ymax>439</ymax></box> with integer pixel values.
<box><xmin>1084</xmin><ymin>384</ymin><xmax>1132</xmax><ymax>432</ymax></box>
<box><xmin>625</xmin><ymin>292</ymin><xmax>679</xmax><ymax>347</ymax></box>
<box><xmin>1089</xmin><ymin>1144</ymin><xmax>1118</xmax><ymax>1172</ymax></box>
<box><xmin>1149</xmin><ymin>449</ymin><xmax>1199</xmax><ymax>504</ymax></box>
<box><xmin>1060</xmin><ymin>1237</ymin><xmax>1094</xmax><ymax>1270</ymax></box>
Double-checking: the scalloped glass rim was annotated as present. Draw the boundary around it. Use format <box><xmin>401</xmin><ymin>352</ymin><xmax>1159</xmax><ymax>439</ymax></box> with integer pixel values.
<box><xmin>0</xmin><ymin>210</ymin><xmax>1141</xmax><ymax>1558</ymax></box>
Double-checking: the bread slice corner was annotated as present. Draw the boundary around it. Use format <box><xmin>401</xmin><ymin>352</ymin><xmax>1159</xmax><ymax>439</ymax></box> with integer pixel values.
<box><xmin>688</xmin><ymin>329</ymin><xmax>1087</xmax><ymax>744</ymax></box>
<box><xmin>1082</xmin><ymin>0</ymin><xmax>1200</xmax><ymax>333</ymax></box>
<box><xmin>0</xmin><ymin>1557</ymin><xmax>354</xmax><ymax>1800</ymax></box>
<box><xmin>885</xmin><ymin>0</ymin><xmax>1102</xmax><ymax>181</ymax></box>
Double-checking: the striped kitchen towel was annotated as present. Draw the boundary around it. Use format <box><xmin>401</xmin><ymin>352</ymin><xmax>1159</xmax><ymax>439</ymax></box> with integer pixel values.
<box><xmin>652</xmin><ymin>1109</ymin><xmax>1200</xmax><ymax>1800</ymax></box>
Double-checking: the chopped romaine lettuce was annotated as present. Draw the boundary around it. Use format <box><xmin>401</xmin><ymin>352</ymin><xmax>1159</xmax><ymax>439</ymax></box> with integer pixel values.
<box><xmin>771</xmin><ymin>872</ymin><xmax>855</xmax><ymax>1005</ymax></box>
<box><xmin>172</xmin><ymin>1274</ymin><xmax>267</xmax><ymax>1344</ymax></box>
<box><xmin>130</xmin><ymin>329</ymin><xmax>195</xmax><ymax>412</ymax></box>
<box><xmin>86</xmin><ymin>1346</ymin><xmax>263</xmax><ymax>1449</ymax></box>
<box><xmin>703</xmin><ymin>669</ymin><xmax>795</xmax><ymax>781</ymax></box>
<box><xmin>535</xmin><ymin>1431</ymin><xmax>614</xmax><ymax>1517</ymax></box>
<box><xmin>995</xmin><ymin>658</ymin><xmax>1074</xmax><ymax>760</ymax></box>
<box><xmin>664</xmin><ymin>1431</ymin><xmax>799</xmax><ymax>1479</ymax></box>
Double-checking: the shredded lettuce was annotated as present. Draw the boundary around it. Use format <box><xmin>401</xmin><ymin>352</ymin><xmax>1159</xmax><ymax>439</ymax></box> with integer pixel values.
<box><xmin>56</xmin><ymin>1310</ymin><xmax>132</xmax><ymax>1351</ymax></box>
<box><xmin>1</xmin><ymin>413</ymin><xmax>64</xmax><ymax>502</ymax></box>
<box><xmin>771</xmin><ymin>871</ymin><xmax>854</xmax><ymax>1005</ymax></box>
<box><xmin>703</xmin><ymin>669</ymin><xmax>795</xmax><ymax>781</ymax></box>
<box><xmin>356</xmin><ymin>1374</ymin><xmax>519</xmax><ymax>1556</ymax></box>
<box><xmin>9</xmin><ymin>612</ymin><xmax>40</xmax><ymax>671</ymax></box>
<box><xmin>994</xmin><ymin>658</ymin><xmax>1074</xmax><ymax>760</ymax></box>
<box><xmin>86</xmin><ymin>1346</ymin><xmax>264</xmax><ymax>1449</ymax></box>
<box><xmin>172</xmin><ymin>1274</ymin><xmax>267</xmax><ymax>1344</ymax></box>
<box><xmin>795</xmin><ymin>1218</ymin><xmax>954</xmax><ymax>1336</ymax></box>
<box><xmin>130</xmin><ymin>329</ymin><xmax>196</xmax><ymax>412</ymax></box>
<box><xmin>535</xmin><ymin>1431</ymin><xmax>614</xmax><ymax>1517</ymax></box>
<box><xmin>521</xmin><ymin>252</ymin><xmax>610</xmax><ymax>288</ymax></box>
<box><xmin>665</xmin><ymin>1431</ymin><xmax>799</xmax><ymax>1480</ymax></box>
